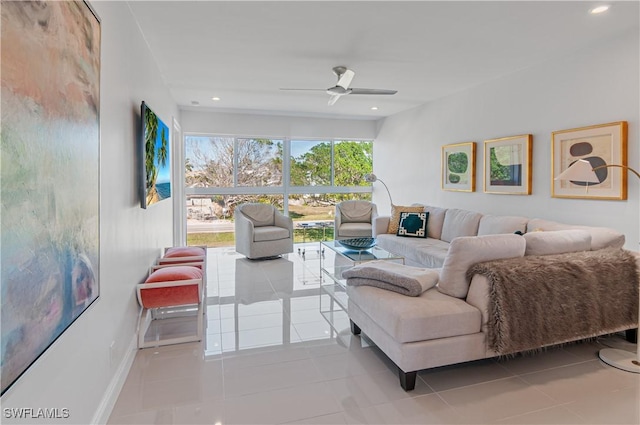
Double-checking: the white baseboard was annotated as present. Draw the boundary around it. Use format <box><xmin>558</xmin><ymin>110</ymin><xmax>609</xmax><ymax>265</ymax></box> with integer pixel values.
<box><xmin>91</xmin><ymin>335</ymin><xmax>137</xmax><ymax>424</ymax></box>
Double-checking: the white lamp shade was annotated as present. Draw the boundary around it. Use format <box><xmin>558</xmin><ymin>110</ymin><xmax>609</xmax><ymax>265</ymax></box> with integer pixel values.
<box><xmin>554</xmin><ymin>159</ymin><xmax>600</xmax><ymax>183</ymax></box>
<box><xmin>364</xmin><ymin>173</ymin><xmax>377</xmax><ymax>183</ymax></box>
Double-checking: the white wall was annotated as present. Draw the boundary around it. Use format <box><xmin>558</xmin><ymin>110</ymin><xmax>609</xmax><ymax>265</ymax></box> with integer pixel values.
<box><xmin>180</xmin><ymin>109</ymin><xmax>377</xmax><ymax>140</ymax></box>
<box><xmin>1</xmin><ymin>2</ymin><xmax>177</xmax><ymax>423</ymax></box>
<box><xmin>374</xmin><ymin>29</ymin><xmax>640</xmax><ymax>249</ymax></box>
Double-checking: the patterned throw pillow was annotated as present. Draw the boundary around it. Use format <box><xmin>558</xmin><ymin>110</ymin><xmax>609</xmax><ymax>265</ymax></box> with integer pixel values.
<box><xmin>388</xmin><ymin>205</ymin><xmax>425</xmax><ymax>234</ymax></box>
<box><xmin>397</xmin><ymin>212</ymin><xmax>429</xmax><ymax>238</ymax></box>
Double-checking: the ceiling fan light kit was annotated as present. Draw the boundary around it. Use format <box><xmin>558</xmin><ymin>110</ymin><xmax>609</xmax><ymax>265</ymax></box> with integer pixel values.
<box><xmin>281</xmin><ymin>66</ymin><xmax>397</xmax><ymax>106</ymax></box>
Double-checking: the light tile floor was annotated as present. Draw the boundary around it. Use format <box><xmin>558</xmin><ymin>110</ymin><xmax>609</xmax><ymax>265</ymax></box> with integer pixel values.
<box><xmin>108</xmin><ymin>245</ymin><xmax>639</xmax><ymax>425</ymax></box>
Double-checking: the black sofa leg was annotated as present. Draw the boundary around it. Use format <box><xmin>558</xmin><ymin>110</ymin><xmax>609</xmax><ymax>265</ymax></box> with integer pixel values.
<box><xmin>350</xmin><ymin>319</ymin><xmax>361</xmax><ymax>335</ymax></box>
<box><xmin>398</xmin><ymin>369</ymin><xmax>417</xmax><ymax>391</ymax></box>
<box><xmin>626</xmin><ymin>328</ymin><xmax>637</xmax><ymax>343</ymax></box>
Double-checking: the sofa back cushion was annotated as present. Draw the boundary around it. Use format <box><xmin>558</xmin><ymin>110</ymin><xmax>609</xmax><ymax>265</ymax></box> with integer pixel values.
<box><xmin>477</xmin><ymin>215</ymin><xmax>528</xmax><ymax>236</ymax></box>
<box><xmin>527</xmin><ymin>218</ymin><xmax>624</xmax><ymax>250</ymax></box>
<box><xmin>438</xmin><ymin>234</ymin><xmax>526</xmax><ymax>298</ymax></box>
<box><xmin>417</xmin><ymin>205</ymin><xmax>447</xmax><ymax>240</ymax></box>
<box><xmin>523</xmin><ymin>229</ymin><xmax>591</xmax><ymax>256</ymax></box>
<box><xmin>440</xmin><ymin>209</ymin><xmax>483</xmax><ymax>242</ymax></box>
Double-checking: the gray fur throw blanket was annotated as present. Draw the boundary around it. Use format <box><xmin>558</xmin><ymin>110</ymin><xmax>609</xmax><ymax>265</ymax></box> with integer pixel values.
<box><xmin>344</xmin><ymin>260</ymin><xmax>439</xmax><ymax>297</ymax></box>
<box><xmin>467</xmin><ymin>248</ymin><xmax>639</xmax><ymax>355</ymax></box>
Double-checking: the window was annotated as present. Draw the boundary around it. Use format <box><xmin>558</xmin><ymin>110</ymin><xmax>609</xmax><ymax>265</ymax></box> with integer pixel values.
<box><xmin>184</xmin><ymin>136</ymin><xmax>373</xmax><ymax>247</ymax></box>
<box><xmin>334</xmin><ymin>140</ymin><xmax>372</xmax><ymax>187</ymax></box>
<box><xmin>185</xmin><ymin>136</ymin><xmax>234</xmax><ymax>188</ymax></box>
<box><xmin>290</xmin><ymin>140</ymin><xmax>331</xmax><ymax>186</ymax></box>
<box><xmin>237</xmin><ymin>138</ymin><xmax>283</xmax><ymax>187</ymax></box>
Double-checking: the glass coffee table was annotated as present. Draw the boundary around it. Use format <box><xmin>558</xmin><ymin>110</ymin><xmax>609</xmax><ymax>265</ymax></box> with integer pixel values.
<box><xmin>319</xmin><ymin>239</ymin><xmax>404</xmax><ymax>333</ymax></box>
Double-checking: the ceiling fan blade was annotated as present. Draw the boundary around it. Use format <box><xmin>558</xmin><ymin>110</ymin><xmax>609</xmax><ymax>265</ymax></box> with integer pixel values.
<box><xmin>328</xmin><ymin>94</ymin><xmax>341</xmax><ymax>106</ymax></box>
<box><xmin>336</xmin><ymin>69</ymin><xmax>355</xmax><ymax>89</ymax></box>
<box><xmin>279</xmin><ymin>88</ymin><xmax>326</xmax><ymax>91</ymax></box>
<box><xmin>349</xmin><ymin>88</ymin><xmax>398</xmax><ymax>95</ymax></box>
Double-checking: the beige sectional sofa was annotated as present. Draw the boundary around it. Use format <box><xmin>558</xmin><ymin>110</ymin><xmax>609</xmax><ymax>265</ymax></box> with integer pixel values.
<box><xmin>347</xmin><ymin>204</ymin><xmax>638</xmax><ymax>390</ymax></box>
<box><xmin>372</xmin><ymin>205</ymin><xmax>625</xmax><ymax>268</ymax></box>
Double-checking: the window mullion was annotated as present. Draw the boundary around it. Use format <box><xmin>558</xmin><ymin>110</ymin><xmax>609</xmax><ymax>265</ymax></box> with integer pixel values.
<box><xmin>233</xmin><ymin>138</ymin><xmax>239</xmax><ymax>187</ymax></box>
<box><xmin>283</xmin><ymin>138</ymin><xmax>291</xmax><ymax>215</ymax></box>
<box><xmin>331</xmin><ymin>140</ymin><xmax>335</xmax><ymax>187</ymax></box>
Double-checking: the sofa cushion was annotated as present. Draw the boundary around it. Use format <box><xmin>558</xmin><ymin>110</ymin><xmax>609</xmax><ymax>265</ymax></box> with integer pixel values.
<box><xmin>338</xmin><ymin>222</ymin><xmax>373</xmax><ymax>238</ymax></box>
<box><xmin>347</xmin><ymin>286</ymin><xmax>482</xmax><ymax>343</ymax></box>
<box><xmin>477</xmin><ymin>215</ymin><xmax>528</xmax><ymax>236</ymax></box>
<box><xmin>388</xmin><ymin>205</ymin><xmax>425</xmax><ymax>234</ymax></box>
<box><xmin>523</xmin><ymin>229</ymin><xmax>591</xmax><ymax>256</ymax></box>
<box><xmin>377</xmin><ymin>234</ymin><xmax>450</xmax><ymax>268</ymax></box>
<box><xmin>418</xmin><ymin>205</ymin><xmax>447</xmax><ymax>240</ymax></box>
<box><xmin>440</xmin><ymin>209</ymin><xmax>483</xmax><ymax>242</ymax></box>
<box><xmin>253</xmin><ymin>226</ymin><xmax>290</xmax><ymax>242</ymax></box>
<box><xmin>397</xmin><ymin>212</ymin><xmax>428</xmax><ymax>238</ymax></box>
<box><xmin>527</xmin><ymin>218</ymin><xmax>624</xmax><ymax>250</ymax></box>
<box><xmin>438</xmin><ymin>234</ymin><xmax>526</xmax><ymax>298</ymax></box>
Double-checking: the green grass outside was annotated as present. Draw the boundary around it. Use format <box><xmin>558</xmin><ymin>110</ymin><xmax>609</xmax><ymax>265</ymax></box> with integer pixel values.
<box><xmin>187</xmin><ymin>232</ymin><xmax>235</xmax><ymax>247</ymax></box>
<box><xmin>287</xmin><ymin>204</ymin><xmax>334</xmax><ymax>221</ymax></box>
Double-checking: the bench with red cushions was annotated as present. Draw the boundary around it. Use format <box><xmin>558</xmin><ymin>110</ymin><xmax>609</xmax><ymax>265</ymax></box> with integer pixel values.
<box><xmin>136</xmin><ymin>246</ymin><xmax>207</xmax><ymax>348</ymax></box>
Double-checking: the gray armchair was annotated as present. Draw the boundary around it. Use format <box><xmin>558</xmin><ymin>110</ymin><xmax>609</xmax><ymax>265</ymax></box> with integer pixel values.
<box><xmin>334</xmin><ymin>200</ymin><xmax>378</xmax><ymax>240</ymax></box>
<box><xmin>235</xmin><ymin>203</ymin><xmax>294</xmax><ymax>259</ymax></box>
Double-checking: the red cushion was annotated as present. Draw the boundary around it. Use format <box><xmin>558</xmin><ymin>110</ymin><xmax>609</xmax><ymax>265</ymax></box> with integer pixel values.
<box><xmin>145</xmin><ymin>266</ymin><xmax>202</xmax><ymax>283</ymax></box>
<box><xmin>140</xmin><ymin>266</ymin><xmax>202</xmax><ymax>308</ymax></box>
<box><xmin>157</xmin><ymin>258</ymin><xmax>204</xmax><ymax>268</ymax></box>
<box><xmin>164</xmin><ymin>247</ymin><xmax>206</xmax><ymax>258</ymax></box>
<box><xmin>139</xmin><ymin>285</ymin><xmax>199</xmax><ymax>308</ymax></box>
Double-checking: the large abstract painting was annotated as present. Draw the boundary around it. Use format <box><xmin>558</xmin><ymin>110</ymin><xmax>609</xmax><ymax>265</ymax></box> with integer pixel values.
<box><xmin>1</xmin><ymin>1</ymin><xmax>101</xmax><ymax>395</ymax></box>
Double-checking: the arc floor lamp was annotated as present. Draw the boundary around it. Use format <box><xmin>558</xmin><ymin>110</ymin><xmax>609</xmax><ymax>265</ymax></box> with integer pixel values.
<box><xmin>364</xmin><ymin>173</ymin><xmax>393</xmax><ymax>206</ymax></box>
<box><xmin>555</xmin><ymin>159</ymin><xmax>640</xmax><ymax>373</ymax></box>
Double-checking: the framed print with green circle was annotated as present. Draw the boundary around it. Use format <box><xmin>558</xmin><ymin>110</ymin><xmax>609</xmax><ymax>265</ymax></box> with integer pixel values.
<box><xmin>442</xmin><ymin>142</ymin><xmax>476</xmax><ymax>192</ymax></box>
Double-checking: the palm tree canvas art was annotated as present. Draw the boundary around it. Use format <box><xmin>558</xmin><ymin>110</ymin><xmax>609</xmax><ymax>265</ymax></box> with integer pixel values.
<box><xmin>142</xmin><ymin>102</ymin><xmax>171</xmax><ymax>208</ymax></box>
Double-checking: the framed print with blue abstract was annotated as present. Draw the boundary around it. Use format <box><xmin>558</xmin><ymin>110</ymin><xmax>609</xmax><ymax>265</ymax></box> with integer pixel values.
<box><xmin>1</xmin><ymin>1</ymin><xmax>101</xmax><ymax>395</ymax></box>
<box><xmin>552</xmin><ymin>122</ymin><xmax>627</xmax><ymax>200</ymax></box>
<box><xmin>441</xmin><ymin>142</ymin><xmax>476</xmax><ymax>192</ymax></box>
<box><xmin>483</xmin><ymin>134</ymin><xmax>532</xmax><ymax>195</ymax></box>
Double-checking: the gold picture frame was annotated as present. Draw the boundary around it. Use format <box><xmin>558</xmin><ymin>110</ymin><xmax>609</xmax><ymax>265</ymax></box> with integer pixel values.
<box><xmin>483</xmin><ymin>134</ymin><xmax>532</xmax><ymax>195</ymax></box>
<box><xmin>552</xmin><ymin>121</ymin><xmax>628</xmax><ymax>200</ymax></box>
<box><xmin>442</xmin><ymin>142</ymin><xmax>476</xmax><ymax>192</ymax></box>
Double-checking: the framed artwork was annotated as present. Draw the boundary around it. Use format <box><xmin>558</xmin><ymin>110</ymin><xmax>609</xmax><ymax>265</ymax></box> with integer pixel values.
<box><xmin>552</xmin><ymin>122</ymin><xmax>628</xmax><ymax>200</ymax></box>
<box><xmin>1</xmin><ymin>1</ymin><xmax>101</xmax><ymax>395</ymax></box>
<box><xmin>442</xmin><ymin>142</ymin><xmax>476</xmax><ymax>192</ymax></box>
<box><xmin>483</xmin><ymin>134</ymin><xmax>532</xmax><ymax>195</ymax></box>
<box><xmin>140</xmin><ymin>101</ymin><xmax>171</xmax><ymax>209</ymax></box>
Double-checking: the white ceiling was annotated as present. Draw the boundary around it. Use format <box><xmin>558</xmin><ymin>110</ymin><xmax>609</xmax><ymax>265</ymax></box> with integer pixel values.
<box><xmin>127</xmin><ymin>1</ymin><xmax>639</xmax><ymax>120</ymax></box>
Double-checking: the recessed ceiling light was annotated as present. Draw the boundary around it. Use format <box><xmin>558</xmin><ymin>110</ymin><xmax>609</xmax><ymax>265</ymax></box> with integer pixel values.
<box><xmin>212</xmin><ymin>97</ymin><xmax>221</xmax><ymax>101</ymax></box>
<box><xmin>371</xmin><ymin>106</ymin><xmax>379</xmax><ymax>110</ymax></box>
<box><xmin>589</xmin><ymin>5</ymin><xmax>610</xmax><ymax>14</ymax></box>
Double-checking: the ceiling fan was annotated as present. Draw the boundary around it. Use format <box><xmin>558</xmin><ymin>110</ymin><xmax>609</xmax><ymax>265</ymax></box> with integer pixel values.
<box><xmin>280</xmin><ymin>66</ymin><xmax>397</xmax><ymax>106</ymax></box>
